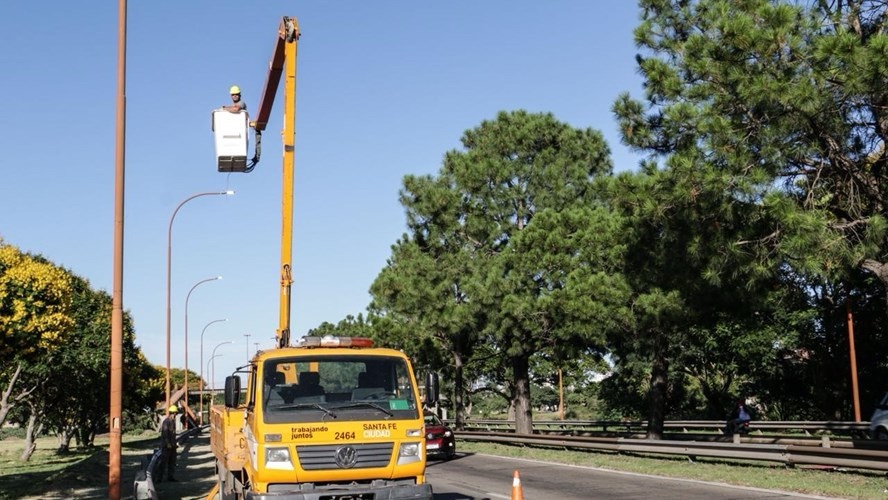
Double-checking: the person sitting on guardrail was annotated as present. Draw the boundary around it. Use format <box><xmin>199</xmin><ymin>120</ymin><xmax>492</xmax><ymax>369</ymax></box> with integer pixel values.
<box><xmin>725</xmin><ymin>399</ymin><xmax>752</xmax><ymax>435</ymax></box>
<box><xmin>158</xmin><ymin>405</ymin><xmax>179</xmax><ymax>482</ymax></box>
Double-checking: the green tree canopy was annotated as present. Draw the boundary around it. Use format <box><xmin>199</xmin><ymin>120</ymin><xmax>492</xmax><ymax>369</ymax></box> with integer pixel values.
<box><xmin>372</xmin><ymin>110</ymin><xmax>615</xmax><ymax>433</ymax></box>
<box><xmin>607</xmin><ymin>0</ymin><xmax>888</xmax><ymax>429</ymax></box>
<box><xmin>615</xmin><ymin>0</ymin><xmax>888</xmax><ymax>291</ymax></box>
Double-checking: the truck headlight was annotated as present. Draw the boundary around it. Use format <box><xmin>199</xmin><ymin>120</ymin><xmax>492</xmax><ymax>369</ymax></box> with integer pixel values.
<box><xmin>397</xmin><ymin>442</ymin><xmax>422</xmax><ymax>465</ymax></box>
<box><xmin>265</xmin><ymin>447</ymin><xmax>293</xmax><ymax>470</ymax></box>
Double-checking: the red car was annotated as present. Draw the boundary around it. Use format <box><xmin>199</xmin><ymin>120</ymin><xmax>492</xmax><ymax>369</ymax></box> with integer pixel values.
<box><xmin>424</xmin><ymin>411</ymin><xmax>456</xmax><ymax>460</ymax></box>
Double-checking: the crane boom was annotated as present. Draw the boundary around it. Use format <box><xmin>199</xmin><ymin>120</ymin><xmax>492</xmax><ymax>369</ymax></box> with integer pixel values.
<box><xmin>250</xmin><ymin>16</ymin><xmax>300</xmax><ymax>348</ymax></box>
<box><xmin>276</xmin><ymin>17</ymin><xmax>298</xmax><ymax>348</ymax></box>
<box><xmin>252</xmin><ymin>17</ymin><xmax>299</xmax><ymax>133</ymax></box>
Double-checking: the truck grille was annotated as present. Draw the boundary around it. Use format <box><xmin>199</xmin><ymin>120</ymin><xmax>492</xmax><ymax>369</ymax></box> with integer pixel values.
<box><xmin>296</xmin><ymin>442</ymin><xmax>394</xmax><ymax>470</ymax></box>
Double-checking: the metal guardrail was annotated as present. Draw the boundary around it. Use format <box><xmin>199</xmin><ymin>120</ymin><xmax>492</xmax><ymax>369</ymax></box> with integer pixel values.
<box><xmin>457</xmin><ymin>423</ymin><xmax>888</xmax><ymax>472</ymax></box>
<box><xmin>458</xmin><ymin>419</ymin><xmax>872</xmax><ymax>436</ymax></box>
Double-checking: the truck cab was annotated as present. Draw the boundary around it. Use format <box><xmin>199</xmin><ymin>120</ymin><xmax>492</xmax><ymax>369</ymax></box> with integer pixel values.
<box><xmin>211</xmin><ymin>335</ymin><xmax>435</xmax><ymax>499</ymax></box>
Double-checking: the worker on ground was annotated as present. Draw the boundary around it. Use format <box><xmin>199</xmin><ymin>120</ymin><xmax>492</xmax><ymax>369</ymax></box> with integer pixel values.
<box><xmin>223</xmin><ymin>85</ymin><xmax>247</xmax><ymax>113</ymax></box>
<box><xmin>158</xmin><ymin>405</ymin><xmax>179</xmax><ymax>482</ymax></box>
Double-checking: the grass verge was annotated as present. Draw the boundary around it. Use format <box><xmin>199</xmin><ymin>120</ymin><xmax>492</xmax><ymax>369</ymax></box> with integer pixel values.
<box><xmin>458</xmin><ymin>441</ymin><xmax>888</xmax><ymax>499</ymax></box>
<box><xmin>0</xmin><ymin>431</ymin><xmax>157</xmax><ymax>499</ymax></box>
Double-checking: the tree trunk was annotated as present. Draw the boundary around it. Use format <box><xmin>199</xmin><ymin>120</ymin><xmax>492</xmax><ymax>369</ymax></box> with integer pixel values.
<box><xmin>453</xmin><ymin>350</ymin><xmax>466</xmax><ymax>431</ymax></box>
<box><xmin>0</xmin><ymin>363</ymin><xmax>25</xmax><ymax>427</ymax></box>
<box><xmin>20</xmin><ymin>404</ymin><xmax>43</xmax><ymax>462</ymax></box>
<box><xmin>82</xmin><ymin>427</ymin><xmax>96</xmax><ymax>448</ymax></box>
<box><xmin>512</xmin><ymin>354</ymin><xmax>533</xmax><ymax>435</ymax></box>
<box><xmin>646</xmin><ymin>333</ymin><xmax>669</xmax><ymax>440</ymax></box>
<box><xmin>56</xmin><ymin>427</ymin><xmax>72</xmax><ymax>454</ymax></box>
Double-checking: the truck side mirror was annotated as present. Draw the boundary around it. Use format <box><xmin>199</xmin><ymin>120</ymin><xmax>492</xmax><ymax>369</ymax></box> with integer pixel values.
<box><xmin>425</xmin><ymin>372</ymin><xmax>439</xmax><ymax>405</ymax></box>
<box><xmin>224</xmin><ymin>375</ymin><xmax>241</xmax><ymax>408</ymax></box>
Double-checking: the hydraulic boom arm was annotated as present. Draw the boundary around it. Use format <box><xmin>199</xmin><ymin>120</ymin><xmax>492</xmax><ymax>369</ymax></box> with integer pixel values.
<box><xmin>252</xmin><ymin>17</ymin><xmax>299</xmax><ymax>133</ymax></box>
<box><xmin>253</xmin><ymin>16</ymin><xmax>300</xmax><ymax>348</ymax></box>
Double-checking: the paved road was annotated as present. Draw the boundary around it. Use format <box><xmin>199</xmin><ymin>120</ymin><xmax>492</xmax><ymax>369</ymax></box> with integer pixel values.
<box><xmin>146</xmin><ymin>433</ymin><xmax>835</xmax><ymax>500</ymax></box>
<box><xmin>425</xmin><ymin>453</ymin><xmax>833</xmax><ymax>500</ymax></box>
<box><xmin>149</xmin><ymin>433</ymin><xmax>216</xmax><ymax>500</ymax></box>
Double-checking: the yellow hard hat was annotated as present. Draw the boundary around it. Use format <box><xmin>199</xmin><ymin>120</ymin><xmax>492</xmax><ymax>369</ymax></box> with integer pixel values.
<box><xmin>229</xmin><ymin>85</ymin><xmax>241</xmax><ymax>95</ymax></box>
<box><xmin>168</xmin><ymin>405</ymin><xmax>179</xmax><ymax>413</ymax></box>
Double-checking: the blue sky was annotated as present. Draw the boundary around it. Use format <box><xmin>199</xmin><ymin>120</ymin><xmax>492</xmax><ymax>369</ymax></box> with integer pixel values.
<box><xmin>0</xmin><ymin>1</ymin><xmax>645</xmax><ymax>388</ymax></box>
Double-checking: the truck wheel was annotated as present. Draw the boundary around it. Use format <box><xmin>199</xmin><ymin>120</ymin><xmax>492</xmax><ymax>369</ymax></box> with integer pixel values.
<box><xmin>220</xmin><ymin>471</ymin><xmax>239</xmax><ymax>500</ymax></box>
<box><xmin>876</xmin><ymin>428</ymin><xmax>888</xmax><ymax>441</ymax></box>
<box><xmin>218</xmin><ymin>478</ymin><xmax>231</xmax><ymax>500</ymax></box>
<box><xmin>217</xmin><ymin>461</ymin><xmax>239</xmax><ymax>500</ymax></box>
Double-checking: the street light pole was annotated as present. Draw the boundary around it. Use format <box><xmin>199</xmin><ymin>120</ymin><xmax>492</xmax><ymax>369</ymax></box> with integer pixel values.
<box><xmin>244</xmin><ymin>333</ymin><xmax>251</xmax><ymax>361</ymax></box>
<box><xmin>207</xmin><ymin>354</ymin><xmax>222</xmax><ymax>402</ymax></box>
<box><xmin>165</xmin><ymin>190</ymin><xmax>234</xmax><ymax>411</ymax></box>
<box><xmin>210</xmin><ymin>340</ymin><xmax>233</xmax><ymax>396</ymax></box>
<box><xmin>199</xmin><ymin>318</ymin><xmax>227</xmax><ymax>425</ymax></box>
<box><xmin>109</xmin><ymin>2</ymin><xmax>127</xmax><ymax>496</ymax></box>
<box><xmin>184</xmin><ymin>276</ymin><xmax>222</xmax><ymax>418</ymax></box>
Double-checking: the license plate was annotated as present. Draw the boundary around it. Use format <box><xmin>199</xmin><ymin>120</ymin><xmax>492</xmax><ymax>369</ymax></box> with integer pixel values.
<box><xmin>427</xmin><ymin>443</ymin><xmax>440</xmax><ymax>449</ymax></box>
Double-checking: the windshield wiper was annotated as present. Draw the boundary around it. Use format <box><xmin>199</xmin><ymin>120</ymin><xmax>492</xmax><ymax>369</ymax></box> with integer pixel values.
<box><xmin>274</xmin><ymin>403</ymin><xmax>337</xmax><ymax>418</ymax></box>
<box><xmin>335</xmin><ymin>402</ymin><xmax>394</xmax><ymax>417</ymax></box>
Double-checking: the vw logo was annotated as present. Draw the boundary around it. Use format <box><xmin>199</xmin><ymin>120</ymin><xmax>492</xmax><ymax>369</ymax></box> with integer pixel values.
<box><xmin>334</xmin><ymin>446</ymin><xmax>358</xmax><ymax>468</ymax></box>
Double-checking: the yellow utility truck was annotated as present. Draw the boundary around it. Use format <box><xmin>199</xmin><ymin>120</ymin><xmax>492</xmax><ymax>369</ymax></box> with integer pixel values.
<box><xmin>211</xmin><ymin>336</ymin><xmax>436</xmax><ymax>499</ymax></box>
<box><xmin>209</xmin><ymin>16</ymin><xmax>437</xmax><ymax>500</ymax></box>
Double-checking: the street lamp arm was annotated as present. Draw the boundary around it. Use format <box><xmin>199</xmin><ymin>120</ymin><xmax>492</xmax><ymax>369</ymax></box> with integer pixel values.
<box><xmin>209</xmin><ymin>340</ymin><xmax>234</xmax><ymax>393</ymax></box>
<box><xmin>201</xmin><ymin>318</ymin><xmax>228</xmax><ymax>341</ymax></box>
<box><xmin>186</xmin><ymin>276</ymin><xmax>222</xmax><ymax>310</ymax></box>
<box><xmin>168</xmin><ymin>191</ymin><xmax>233</xmax><ymax>241</ymax></box>
<box><xmin>199</xmin><ymin>318</ymin><xmax>227</xmax><ymax>425</ymax></box>
<box><xmin>211</xmin><ymin>340</ymin><xmax>233</xmax><ymax>359</ymax></box>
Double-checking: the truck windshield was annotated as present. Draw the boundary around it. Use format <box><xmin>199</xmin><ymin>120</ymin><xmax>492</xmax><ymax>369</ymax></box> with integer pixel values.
<box><xmin>262</xmin><ymin>355</ymin><xmax>419</xmax><ymax>424</ymax></box>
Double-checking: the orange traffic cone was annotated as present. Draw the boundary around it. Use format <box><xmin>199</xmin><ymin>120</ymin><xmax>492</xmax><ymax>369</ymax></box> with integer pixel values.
<box><xmin>511</xmin><ymin>469</ymin><xmax>524</xmax><ymax>500</ymax></box>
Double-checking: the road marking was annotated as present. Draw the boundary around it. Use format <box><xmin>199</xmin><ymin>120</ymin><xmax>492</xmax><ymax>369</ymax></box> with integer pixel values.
<box><xmin>485</xmin><ymin>493</ymin><xmax>510</xmax><ymax>500</ymax></box>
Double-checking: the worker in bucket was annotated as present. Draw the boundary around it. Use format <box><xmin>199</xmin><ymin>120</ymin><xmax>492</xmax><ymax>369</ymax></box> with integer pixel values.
<box><xmin>223</xmin><ymin>85</ymin><xmax>247</xmax><ymax>113</ymax></box>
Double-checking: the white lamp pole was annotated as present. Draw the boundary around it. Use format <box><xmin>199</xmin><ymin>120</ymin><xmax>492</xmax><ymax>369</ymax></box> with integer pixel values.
<box><xmin>199</xmin><ymin>318</ymin><xmax>227</xmax><ymax>424</ymax></box>
<box><xmin>184</xmin><ymin>276</ymin><xmax>222</xmax><ymax>416</ymax></box>
<box><xmin>210</xmin><ymin>340</ymin><xmax>233</xmax><ymax>396</ymax></box>
<box><xmin>164</xmin><ymin>190</ymin><xmax>234</xmax><ymax>409</ymax></box>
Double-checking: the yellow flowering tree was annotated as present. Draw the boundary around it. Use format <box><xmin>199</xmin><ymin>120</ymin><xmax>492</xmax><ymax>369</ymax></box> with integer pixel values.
<box><xmin>0</xmin><ymin>240</ymin><xmax>74</xmax><ymax>427</ymax></box>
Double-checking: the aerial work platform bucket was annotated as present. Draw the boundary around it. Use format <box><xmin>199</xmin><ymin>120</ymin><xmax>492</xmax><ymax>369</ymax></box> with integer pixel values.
<box><xmin>212</xmin><ymin>110</ymin><xmax>250</xmax><ymax>172</ymax></box>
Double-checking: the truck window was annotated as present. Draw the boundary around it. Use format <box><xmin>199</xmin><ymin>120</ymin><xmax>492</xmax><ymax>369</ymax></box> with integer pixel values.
<box><xmin>262</xmin><ymin>355</ymin><xmax>419</xmax><ymax>424</ymax></box>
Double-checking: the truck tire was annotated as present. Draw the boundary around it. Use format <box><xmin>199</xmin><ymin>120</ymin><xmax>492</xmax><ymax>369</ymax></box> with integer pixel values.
<box><xmin>217</xmin><ymin>461</ymin><xmax>240</xmax><ymax>500</ymax></box>
<box><xmin>220</xmin><ymin>470</ymin><xmax>241</xmax><ymax>500</ymax></box>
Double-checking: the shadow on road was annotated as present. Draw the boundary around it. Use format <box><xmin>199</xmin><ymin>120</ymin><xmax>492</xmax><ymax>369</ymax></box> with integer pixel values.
<box><xmin>152</xmin><ymin>432</ymin><xmax>217</xmax><ymax>500</ymax></box>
